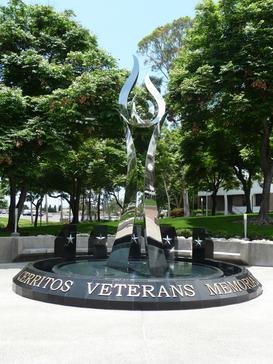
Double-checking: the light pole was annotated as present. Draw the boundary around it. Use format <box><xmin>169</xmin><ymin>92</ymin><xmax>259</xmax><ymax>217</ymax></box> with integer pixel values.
<box><xmin>244</xmin><ymin>213</ymin><xmax>248</xmax><ymax>240</ymax></box>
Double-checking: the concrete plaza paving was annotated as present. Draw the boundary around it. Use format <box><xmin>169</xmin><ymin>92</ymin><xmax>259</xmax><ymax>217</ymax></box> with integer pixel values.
<box><xmin>0</xmin><ymin>263</ymin><xmax>272</xmax><ymax>364</ymax></box>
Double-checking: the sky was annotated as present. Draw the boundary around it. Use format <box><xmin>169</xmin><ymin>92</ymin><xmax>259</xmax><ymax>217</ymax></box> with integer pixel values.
<box><xmin>0</xmin><ymin>0</ymin><xmax>200</xmax><ymax>74</ymax></box>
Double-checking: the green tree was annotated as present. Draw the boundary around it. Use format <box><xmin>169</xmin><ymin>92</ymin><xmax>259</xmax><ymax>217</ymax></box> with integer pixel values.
<box><xmin>138</xmin><ymin>17</ymin><xmax>192</xmax><ymax>79</ymax></box>
<box><xmin>0</xmin><ymin>0</ymin><xmax>120</xmax><ymax>231</ymax></box>
<box><xmin>42</xmin><ymin>137</ymin><xmax>126</xmax><ymax>223</ymax></box>
<box><xmin>87</xmin><ymin>139</ymin><xmax>126</xmax><ymax>222</ymax></box>
<box><xmin>169</xmin><ymin>0</ymin><xmax>273</xmax><ymax>222</ymax></box>
<box><xmin>138</xmin><ymin>17</ymin><xmax>193</xmax><ymax>216</ymax></box>
<box><xmin>0</xmin><ymin>84</ymin><xmax>29</xmax><ymax>228</ymax></box>
<box><xmin>181</xmin><ymin>127</ymin><xmax>236</xmax><ymax>215</ymax></box>
<box><xmin>223</xmin><ymin>135</ymin><xmax>261</xmax><ymax>213</ymax></box>
<box><xmin>36</xmin><ymin>67</ymin><xmax>124</xmax><ymax>223</ymax></box>
<box><xmin>179</xmin><ymin>121</ymin><xmax>260</xmax><ymax>214</ymax></box>
<box><xmin>0</xmin><ymin>178</ymin><xmax>8</xmax><ymax>209</ymax></box>
<box><xmin>156</xmin><ymin>127</ymin><xmax>185</xmax><ymax>216</ymax></box>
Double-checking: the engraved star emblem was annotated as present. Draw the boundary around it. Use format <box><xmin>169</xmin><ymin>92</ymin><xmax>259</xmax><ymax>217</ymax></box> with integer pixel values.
<box><xmin>194</xmin><ymin>237</ymin><xmax>203</xmax><ymax>247</ymax></box>
<box><xmin>95</xmin><ymin>234</ymin><xmax>106</xmax><ymax>240</ymax></box>
<box><xmin>163</xmin><ymin>235</ymin><xmax>172</xmax><ymax>246</ymax></box>
<box><xmin>131</xmin><ymin>234</ymin><xmax>139</xmax><ymax>244</ymax></box>
<box><xmin>65</xmin><ymin>234</ymin><xmax>74</xmax><ymax>247</ymax></box>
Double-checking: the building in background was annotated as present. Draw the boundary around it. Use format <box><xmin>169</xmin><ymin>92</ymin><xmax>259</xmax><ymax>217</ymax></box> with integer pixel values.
<box><xmin>198</xmin><ymin>181</ymin><xmax>273</xmax><ymax>215</ymax></box>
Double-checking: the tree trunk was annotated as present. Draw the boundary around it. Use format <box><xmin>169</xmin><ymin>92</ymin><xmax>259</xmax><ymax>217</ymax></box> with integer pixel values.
<box><xmin>97</xmin><ymin>192</ymin><xmax>101</xmax><ymax>222</ymax></box>
<box><xmin>258</xmin><ymin>121</ymin><xmax>273</xmax><ymax>223</ymax></box>
<box><xmin>34</xmin><ymin>206</ymin><xmax>39</xmax><ymax>227</ymax></box>
<box><xmin>6</xmin><ymin>175</ymin><xmax>17</xmax><ymax>232</ymax></box>
<box><xmin>243</xmin><ymin>183</ymin><xmax>252</xmax><ymax>214</ymax></box>
<box><xmin>238</xmin><ymin>177</ymin><xmax>252</xmax><ymax>214</ymax></box>
<box><xmin>192</xmin><ymin>192</ymin><xmax>195</xmax><ymax>212</ymax></box>
<box><xmin>106</xmin><ymin>194</ymin><xmax>111</xmax><ymax>220</ymax></box>
<box><xmin>87</xmin><ymin>192</ymin><xmax>92</xmax><ymax>221</ymax></box>
<box><xmin>163</xmin><ymin>177</ymin><xmax>171</xmax><ymax>217</ymax></box>
<box><xmin>178</xmin><ymin>190</ymin><xmax>183</xmax><ymax>208</ymax></box>
<box><xmin>110</xmin><ymin>191</ymin><xmax>123</xmax><ymax>209</ymax></box>
<box><xmin>30</xmin><ymin>197</ymin><xmax>34</xmax><ymax>225</ymax></box>
<box><xmin>34</xmin><ymin>196</ymin><xmax>44</xmax><ymax>227</ymax></box>
<box><xmin>207</xmin><ymin>176</ymin><xmax>221</xmax><ymax>216</ymax></box>
<box><xmin>234</xmin><ymin>167</ymin><xmax>252</xmax><ymax>213</ymax></box>
<box><xmin>81</xmin><ymin>194</ymin><xmax>85</xmax><ymax>222</ymax></box>
<box><xmin>71</xmin><ymin>178</ymin><xmax>81</xmax><ymax>224</ymax></box>
<box><xmin>259</xmin><ymin>167</ymin><xmax>273</xmax><ymax>222</ymax></box>
<box><xmin>16</xmin><ymin>183</ymin><xmax>28</xmax><ymax>219</ymax></box>
<box><xmin>183</xmin><ymin>188</ymin><xmax>190</xmax><ymax>217</ymax></box>
<box><xmin>45</xmin><ymin>194</ymin><xmax>48</xmax><ymax>224</ymax></box>
<box><xmin>211</xmin><ymin>192</ymin><xmax>217</xmax><ymax>216</ymax></box>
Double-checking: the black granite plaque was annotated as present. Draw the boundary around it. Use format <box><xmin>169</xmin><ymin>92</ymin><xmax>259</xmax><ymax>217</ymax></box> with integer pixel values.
<box><xmin>160</xmin><ymin>224</ymin><xmax>177</xmax><ymax>258</ymax></box>
<box><xmin>54</xmin><ymin>224</ymin><xmax>77</xmax><ymax>260</ymax></box>
<box><xmin>129</xmin><ymin>225</ymin><xmax>142</xmax><ymax>260</ymax></box>
<box><xmin>88</xmin><ymin>225</ymin><xmax>108</xmax><ymax>259</ymax></box>
<box><xmin>192</xmin><ymin>227</ymin><xmax>214</xmax><ymax>262</ymax></box>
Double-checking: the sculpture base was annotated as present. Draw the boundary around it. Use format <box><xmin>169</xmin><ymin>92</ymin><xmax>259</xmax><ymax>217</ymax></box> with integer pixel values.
<box><xmin>13</xmin><ymin>256</ymin><xmax>262</xmax><ymax>310</ymax></box>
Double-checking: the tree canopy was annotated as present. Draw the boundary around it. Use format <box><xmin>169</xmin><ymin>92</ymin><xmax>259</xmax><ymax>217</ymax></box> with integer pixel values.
<box><xmin>0</xmin><ymin>0</ymin><xmax>124</xmax><ymax>230</ymax></box>
<box><xmin>168</xmin><ymin>0</ymin><xmax>273</xmax><ymax>221</ymax></box>
<box><xmin>138</xmin><ymin>16</ymin><xmax>192</xmax><ymax>79</ymax></box>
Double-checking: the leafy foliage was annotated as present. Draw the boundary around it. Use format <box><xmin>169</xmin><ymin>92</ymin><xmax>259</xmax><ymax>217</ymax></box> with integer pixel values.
<box><xmin>168</xmin><ymin>0</ymin><xmax>273</xmax><ymax>221</ymax></box>
<box><xmin>156</xmin><ymin>126</ymin><xmax>185</xmax><ymax>212</ymax></box>
<box><xmin>138</xmin><ymin>17</ymin><xmax>192</xmax><ymax>79</ymax></box>
<box><xmin>0</xmin><ymin>0</ymin><xmax>123</xmax><ymax>229</ymax></box>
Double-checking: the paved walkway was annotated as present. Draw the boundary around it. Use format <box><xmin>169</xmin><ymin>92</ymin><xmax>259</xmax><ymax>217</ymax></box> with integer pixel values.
<box><xmin>0</xmin><ymin>263</ymin><xmax>272</xmax><ymax>364</ymax></box>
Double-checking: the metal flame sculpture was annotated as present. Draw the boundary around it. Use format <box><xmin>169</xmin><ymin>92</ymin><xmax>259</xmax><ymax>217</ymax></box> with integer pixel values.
<box><xmin>107</xmin><ymin>56</ymin><xmax>168</xmax><ymax>277</ymax></box>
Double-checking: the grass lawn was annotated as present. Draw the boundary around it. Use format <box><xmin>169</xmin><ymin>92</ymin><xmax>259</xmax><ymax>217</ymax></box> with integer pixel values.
<box><xmin>0</xmin><ymin>218</ymin><xmax>118</xmax><ymax>237</ymax></box>
<box><xmin>162</xmin><ymin>214</ymin><xmax>273</xmax><ymax>240</ymax></box>
<box><xmin>1</xmin><ymin>214</ymin><xmax>273</xmax><ymax>240</ymax></box>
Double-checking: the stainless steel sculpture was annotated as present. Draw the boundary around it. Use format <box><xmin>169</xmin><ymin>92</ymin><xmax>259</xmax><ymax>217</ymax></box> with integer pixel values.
<box><xmin>108</xmin><ymin>56</ymin><xmax>168</xmax><ymax>276</ymax></box>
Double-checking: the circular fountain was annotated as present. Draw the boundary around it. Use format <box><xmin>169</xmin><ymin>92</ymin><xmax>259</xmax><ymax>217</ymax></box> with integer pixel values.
<box><xmin>13</xmin><ymin>255</ymin><xmax>262</xmax><ymax>310</ymax></box>
<box><xmin>12</xmin><ymin>57</ymin><xmax>262</xmax><ymax>309</ymax></box>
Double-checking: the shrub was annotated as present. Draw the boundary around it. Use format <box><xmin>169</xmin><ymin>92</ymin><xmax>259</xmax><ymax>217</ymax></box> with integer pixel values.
<box><xmin>194</xmin><ymin>209</ymin><xmax>203</xmax><ymax>216</ymax></box>
<box><xmin>176</xmin><ymin>228</ymin><xmax>192</xmax><ymax>237</ymax></box>
<box><xmin>170</xmin><ymin>208</ymin><xmax>184</xmax><ymax>217</ymax></box>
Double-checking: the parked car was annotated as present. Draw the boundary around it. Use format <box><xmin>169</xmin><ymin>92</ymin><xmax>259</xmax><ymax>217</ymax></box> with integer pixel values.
<box><xmin>22</xmin><ymin>210</ymin><xmax>32</xmax><ymax>216</ymax></box>
<box><xmin>23</xmin><ymin>210</ymin><xmax>44</xmax><ymax>217</ymax></box>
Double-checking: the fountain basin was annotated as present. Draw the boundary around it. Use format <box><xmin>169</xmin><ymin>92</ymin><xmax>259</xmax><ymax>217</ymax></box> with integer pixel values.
<box><xmin>13</xmin><ymin>256</ymin><xmax>262</xmax><ymax>310</ymax></box>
